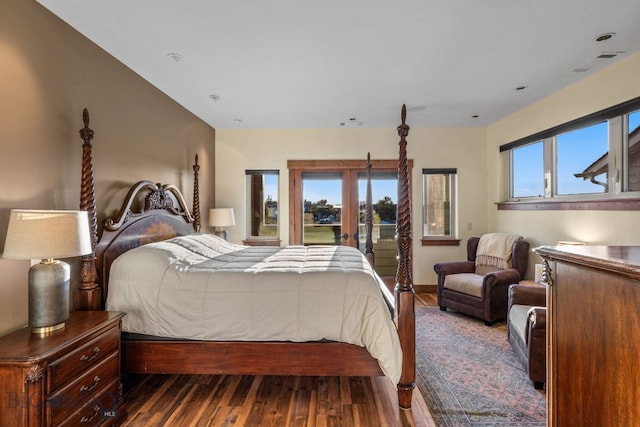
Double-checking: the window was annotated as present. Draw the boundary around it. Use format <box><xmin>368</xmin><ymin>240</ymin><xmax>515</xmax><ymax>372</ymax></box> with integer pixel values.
<box><xmin>512</xmin><ymin>140</ymin><xmax>544</xmax><ymax>198</ymax></box>
<box><xmin>557</xmin><ymin>121</ymin><xmax>608</xmax><ymax>195</ymax></box>
<box><xmin>626</xmin><ymin>110</ymin><xmax>640</xmax><ymax>191</ymax></box>
<box><xmin>501</xmin><ymin>96</ymin><xmax>640</xmax><ymax>209</ymax></box>
<box><xmin>422</xmin><ymin>169</ymin><xmax>456</xmax><ymax>239</ymax></box>
<box><xmin>245</xmin><ymin>170</ymin><xmax>279</xmax><ymax>240</ymax></box>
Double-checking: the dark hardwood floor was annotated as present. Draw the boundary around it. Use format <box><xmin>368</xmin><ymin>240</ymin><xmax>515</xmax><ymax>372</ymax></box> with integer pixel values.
<box><xmin>120</xmin><ymin>292</ymin><xmax>437</xmax><ymax>427</ymax></box>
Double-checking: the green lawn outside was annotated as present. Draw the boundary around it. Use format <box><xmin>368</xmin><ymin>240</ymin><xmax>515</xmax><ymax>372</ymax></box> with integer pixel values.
<box><xmin>302</xmin><ymin>224</ymin><xmax>398</xmax><ymax>277</ymax></box>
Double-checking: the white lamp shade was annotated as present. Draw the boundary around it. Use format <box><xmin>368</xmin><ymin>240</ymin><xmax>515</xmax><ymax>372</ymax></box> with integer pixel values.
<box><xmin>3</xmin><ymin>210</ymin><xmax>92</xmax><ymax>260</ymax></box>
<box><xmin>208</xmin><ymin>208</ymin><xmax>235</xmax><ymax>227</ymax></box>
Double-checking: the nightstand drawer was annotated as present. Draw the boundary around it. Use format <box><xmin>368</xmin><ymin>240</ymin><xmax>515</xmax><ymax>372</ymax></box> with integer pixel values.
<box><xmin>56</xmin><ymin>378</ymin><xmax>122</xmax><ymax>427</ymax></box>
<box><xmin>48</xmin><ymin>352</ymin><xmax>119</xmax><ymax>426</ymax></box>
<box><xmin>48</xmin><ymin>325</ymin><xmax>120</xmax><ymax>393</ymax></box>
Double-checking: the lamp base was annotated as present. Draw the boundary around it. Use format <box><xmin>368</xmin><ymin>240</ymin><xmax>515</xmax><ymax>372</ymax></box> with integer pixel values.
<box><xmin>213</xmin><ymin>228</ymin><xmax>228</xmax><ymax>241</ymax></box>
<box><xmin>29</xmin><ymin>260</ymin><xmax>70</xmax><ymax>334</ymax></box>
<box><xmin>32</xmin><ymin>321</ymin><xmax>66</xmax><ymax>335</ymax></box>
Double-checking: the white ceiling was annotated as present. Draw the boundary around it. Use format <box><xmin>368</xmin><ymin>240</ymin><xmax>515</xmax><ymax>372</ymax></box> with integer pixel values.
<box><xmin>36</xmin><ymin>0</ymin><xmax>640</xmax><ymax>129</ymax></box>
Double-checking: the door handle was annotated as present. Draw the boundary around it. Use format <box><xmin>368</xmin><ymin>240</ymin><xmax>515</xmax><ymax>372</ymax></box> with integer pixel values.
<box><xmin>342</xmin><ymin>233</ymin><xmax>349</xmax><ymax>240</ymax></box>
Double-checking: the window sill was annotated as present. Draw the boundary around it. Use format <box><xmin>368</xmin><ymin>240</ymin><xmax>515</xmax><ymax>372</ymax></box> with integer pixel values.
<box><xmin>497</xmin><ymin>198</ymin><xmax>640</xmax><ymax>211</ymax></box>
<box><xmin>421</xmin><ymin>238</ymin><xmax>460</xmax><ymax>246</ymax></box>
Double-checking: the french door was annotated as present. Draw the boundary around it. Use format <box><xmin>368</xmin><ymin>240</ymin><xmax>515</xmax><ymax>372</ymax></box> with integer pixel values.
<box><xmin>288</xmin><ymin>159</ymin><xmax>406</xmax><ymax>276</ymax></box>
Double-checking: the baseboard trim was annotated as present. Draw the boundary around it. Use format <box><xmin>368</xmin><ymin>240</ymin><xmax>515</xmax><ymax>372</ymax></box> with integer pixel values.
<box><xmin>381</xmin><ymin>277</ymin><xmax>436</xmax><ymax>294</ymax></box>
<box><xmin>414</xmin><ymin>284</ymin><xmax>436</xmax><ymax>293</ymax></box>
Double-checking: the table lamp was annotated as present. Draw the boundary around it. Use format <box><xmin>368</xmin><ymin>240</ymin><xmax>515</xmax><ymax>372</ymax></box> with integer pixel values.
<box><xmin>3</xmin><ymin>210</ymin><xmax>92</xmax><ymax>334</ymax></box>
<box><xmin>209</xmin><ymin>208</ymin><xmax>235</xmax><ymax>240</ymax></box>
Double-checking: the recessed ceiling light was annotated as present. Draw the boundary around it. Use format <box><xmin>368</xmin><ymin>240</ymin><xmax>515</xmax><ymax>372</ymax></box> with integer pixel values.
<box><xmin>233</xmin><ymin>118</ymin><xmax>243</xmax><ymax>124</ymax></box>
<box><xmin>471</xmin><ymin>115</ymin><xmax>479</xmax><ymax>118</ymax></box>
<box><xmin>595</xmin><ymin>33</ymin><xmax>615</xmax><ymax>42</ymax></box>
<box><xmin>515</xmin><ymin>85</ymin><xmax>527</xmax><ymax>91</ymax></box>
<box><xmin>341</xmin><ymin>118</ymin><xmax>363</xmax><ymax>126</ymax></box>
<box><xmin>209</xmin><ymin>94</ymin><xmax>220</xmax><ymax>101</ymax></box>
<box><xmin>167</xmin><ymin>52</ymin><xmax>183</xmax><ymax>62</ymax></box>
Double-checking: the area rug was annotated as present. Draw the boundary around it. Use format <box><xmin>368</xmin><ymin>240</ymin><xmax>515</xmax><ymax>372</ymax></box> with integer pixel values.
<box><xmin>415</xmin><ymin>307</ymin><xmax>546</xmax><ymax>426</ymax></box>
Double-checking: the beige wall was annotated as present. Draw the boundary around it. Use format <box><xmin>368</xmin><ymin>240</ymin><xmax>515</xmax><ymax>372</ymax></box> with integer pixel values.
<box><xmin>215</xmin><ymin>126</ymin><xmax>488</xmax><ymax>287</ymax></box>
<box><xmin>486</xmin><ymin>53</ymin><xmax>640</xmax><ymax>269</ymax></box>
<box><xmin>0</xmin><ymin>0</ymin><xmax>216</xmax><ymax>335</ymax></box>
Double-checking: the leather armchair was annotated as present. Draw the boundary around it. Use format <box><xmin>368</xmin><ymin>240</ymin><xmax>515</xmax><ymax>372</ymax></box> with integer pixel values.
<box><xmin>507</xmin><ymin>283</ymin><xmax>547</xmax><ymax>389</ymax></box>
<box><xmin>434</xmin><ymin>236</ymin><xmax>529</xmax><ymax>325</ymax></box>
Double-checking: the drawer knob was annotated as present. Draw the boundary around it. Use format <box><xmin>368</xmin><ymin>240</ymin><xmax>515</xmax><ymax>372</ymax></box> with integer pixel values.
<box><xmin>80</xmin><ymin>405</ymin><xmax>101</xmax><ymax>424</ymax></box>
<box><xmin>80</xmin><ymin>375</ymin><xmax>101</xmax><ymax>393</ymax></box>
<box><xmin>80</xmin><ymin>346</ymin><xmax>101</xmax><ymax>362</ymax></box>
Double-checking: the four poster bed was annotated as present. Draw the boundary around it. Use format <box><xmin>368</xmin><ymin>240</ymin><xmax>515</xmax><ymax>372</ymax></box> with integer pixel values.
<box><xmin>74</xmin><ymin>106</ymin><xmax>415</xmax><ymax>409</ymax></box>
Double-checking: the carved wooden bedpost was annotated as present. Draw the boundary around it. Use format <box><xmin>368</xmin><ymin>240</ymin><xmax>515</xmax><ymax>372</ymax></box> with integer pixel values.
<box><xmin>365</xmin><ymin>153</ymin><xmax>375</xmax><ymax>267</ymax></box>
<box><xmin>192</xmin><ymin>154</ymin><xmax>201</xmax><ymax>232</ymax></box>
<box><xmin>395</xmin><ymin>104</ymin><xmax>415</xmax><ymax>409</ymax></box>
<box><xmin>76</xmin><ymin>108</ymin><xmax>101</xmax><ymax>310</ymax></box>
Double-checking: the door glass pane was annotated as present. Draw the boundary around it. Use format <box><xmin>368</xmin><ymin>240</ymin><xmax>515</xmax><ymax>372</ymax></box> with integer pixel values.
<box><xmin>302</xmin><ymin>174</ymin><xmax>342</xmax><ymax>245</ymax></box>
<box><xmin>557</xmin><ymin>121</ymin><xmax>608</xmax><ymax>195</ymax></box>
<box><xmin>358</xmin><ymin>173</ymin><xmax>397</xmax><ymax>277</ymax></box>
<box><xmin>627</xmin><ymin>110</ymin><xmax>640</xmax><ymax>191</ymax></box>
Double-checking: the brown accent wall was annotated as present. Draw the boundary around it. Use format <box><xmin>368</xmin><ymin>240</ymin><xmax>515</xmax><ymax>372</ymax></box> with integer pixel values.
<box><xmin>0</xmin><ymin>0</ymin><xmax>215</xmax><ymax>335</ymax></box>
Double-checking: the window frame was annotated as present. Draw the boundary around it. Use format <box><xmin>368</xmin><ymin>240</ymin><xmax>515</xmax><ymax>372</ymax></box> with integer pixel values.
<box><xmin>510</xmin><ymin>139</ymin><xmax>545</xmax><ymax>199</ymax></box>
<box><xmin>421</xmin><ymin>168</ymin><xmax>459</xmax><ymax>246</ymax></box>
<box><xmin>499</xmin><ymin>96</ymin><xmax>640</xmax><ymax>210</ymax></box>
<box><xmin>244</xmin><ymin>169</ymin><xmax>280</xmax><ymax>244</ymax></box>
<box><xmin>287</xmin><ymin>159</ymin><xmax>408</xmax><ymax>246</ymax></box>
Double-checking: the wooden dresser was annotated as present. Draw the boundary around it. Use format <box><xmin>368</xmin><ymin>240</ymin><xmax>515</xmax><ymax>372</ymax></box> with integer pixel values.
<box><xmin>535</xmin><ymin>245</ymin><xmax>640</xmax><ymax>427</ymax></box>
<box><xmin>0</xmin><ymin>311</ymin><xmax>126</xmax><ymax>426</ymax></box>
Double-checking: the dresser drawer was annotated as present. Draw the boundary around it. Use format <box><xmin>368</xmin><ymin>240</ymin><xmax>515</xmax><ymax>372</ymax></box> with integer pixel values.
<box><xmin>48</xmin><ymin>325</ymin><xmax>120</xmax><ymax>393</ymax></box>
<box><xmin>55</xmin><ymin>378</ymin><xmax>122</xmax><ymax>427</ymax></box>
<box><xmin>48</xmin><ymin>351</ymin><xmax>119</xmax><ymax>426</ymax></box>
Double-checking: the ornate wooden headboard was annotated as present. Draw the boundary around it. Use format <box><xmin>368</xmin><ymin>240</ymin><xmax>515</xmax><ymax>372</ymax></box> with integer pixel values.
<box><xmin>75</xmin><ymin>109</ymin><xmax>200</xmax><ymax>309</ymax></box>
<box><xmin>94</xmin><ymin>181</ymin><xmax>196</xmax><ymax>306</ymax></box>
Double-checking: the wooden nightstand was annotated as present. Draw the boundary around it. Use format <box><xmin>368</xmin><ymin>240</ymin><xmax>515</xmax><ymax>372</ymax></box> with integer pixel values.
<box><xmin>0</xmin><ymin>311</ymin><xmax>126</xmax><ymax>426</ymax></box>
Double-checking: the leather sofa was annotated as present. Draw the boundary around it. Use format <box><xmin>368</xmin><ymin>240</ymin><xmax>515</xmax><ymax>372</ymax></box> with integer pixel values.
<box><xmin>507</xmin><ymin>283</ymin><xmax>547</xmax><ymax>389</ymax></box>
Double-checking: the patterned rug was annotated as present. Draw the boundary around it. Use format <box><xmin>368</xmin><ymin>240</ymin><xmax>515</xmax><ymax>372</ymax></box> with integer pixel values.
<box><xmin>415</xmin><ymin>307</ymin><xmax>546</xmax><ymax>426</ymax></box>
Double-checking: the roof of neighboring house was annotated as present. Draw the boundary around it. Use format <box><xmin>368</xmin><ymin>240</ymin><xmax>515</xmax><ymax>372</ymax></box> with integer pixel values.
<box><xmin>574</xmin><ymin>124</ymin><xmax>640</xmax><ymax>180</ymax></box>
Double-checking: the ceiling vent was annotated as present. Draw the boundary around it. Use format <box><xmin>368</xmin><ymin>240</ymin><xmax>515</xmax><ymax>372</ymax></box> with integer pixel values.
<box><xmin>573</xmin><ymin>51</ymin><xmax>626</xmax><ymax>72</ymax></box>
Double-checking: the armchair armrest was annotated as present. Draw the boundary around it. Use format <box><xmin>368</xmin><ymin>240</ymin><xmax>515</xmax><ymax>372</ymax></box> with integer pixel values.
<box><xmin>528</xmin><ymin>307</ymin><xmax>546</xmax><ymax>329</ymax></box>
<box><xmin>526</xmin><ymin>306</ymin><xmax>546</xmax><ymax>345</ymax></box>
<box><xmin>434</xmin><ymin>261</ymin><xmax>475</xmax><ymax>281</ymax></box>
<box><xmin>483</xmin><ymin>268</ymin><xmax>521</xmax><ymax>287</ymax></box>
<box><xmin>509</xmin><ymin>284</ymin><xmax>546</xmax><ymax>308</ymax></box>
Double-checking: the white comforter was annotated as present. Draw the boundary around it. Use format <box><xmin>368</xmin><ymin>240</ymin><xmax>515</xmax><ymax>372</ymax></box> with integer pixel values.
<box><xmin>105</xmin><ymin>234</ymin><xmax>402</xmax><ymax>383</ymax></box>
